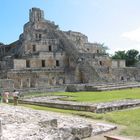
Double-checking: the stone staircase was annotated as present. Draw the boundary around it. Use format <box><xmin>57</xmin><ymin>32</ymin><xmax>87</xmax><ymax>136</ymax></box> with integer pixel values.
<box><xmin>44</xmin><ymin>22</ymin><xmax>101</xmax><ymax>84</ymax></box>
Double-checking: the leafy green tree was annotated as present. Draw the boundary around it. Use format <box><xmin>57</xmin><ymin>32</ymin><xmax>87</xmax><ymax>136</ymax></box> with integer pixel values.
<box><xmin>125</xmin><ymin>49</ymin><xmax>139</xmax><ymax>66</ymax></box>
<box><xmin>0</xmin><ymin>42</ymin><xmax>4</xmax><ymax>46</ymax></box>
<box><xmin>112</xmin><ymin>51</ymin><xmax>126</xmax><ymax>59</ymax></box>
<box><xmin>112</xmin><ymin>49</ymin><xmax>139</xmax><ymax>66</ymax></box>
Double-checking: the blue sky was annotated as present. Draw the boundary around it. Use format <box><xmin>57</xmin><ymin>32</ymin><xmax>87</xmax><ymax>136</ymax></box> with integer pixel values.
<box><xmin>0</xmin><ymin>0</ymin><xmax>140</xmax><ymax>54</ymax></box>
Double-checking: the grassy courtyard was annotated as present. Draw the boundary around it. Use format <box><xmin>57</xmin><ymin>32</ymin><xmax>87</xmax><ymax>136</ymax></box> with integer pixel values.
<box><xmin>52</xmin><ymin>88</ymin><xmax>140</xmax><ymax>103</ymax></box>
<box><xmin>22</xmin><ymin>88</ymin><xmax>140</xmax><ymax>138</ymax></box>
<box><xmin>25</xmin><ymin>88</ymin><xmax>140</xmax><ymax>103</ymax></box>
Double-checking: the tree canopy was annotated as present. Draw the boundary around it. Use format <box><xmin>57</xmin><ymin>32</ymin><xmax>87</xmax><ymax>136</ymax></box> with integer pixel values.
<box><xmin>112</xmin><ymin>49</ymin><xmax>139</xmax><ymax>67</ymax></box>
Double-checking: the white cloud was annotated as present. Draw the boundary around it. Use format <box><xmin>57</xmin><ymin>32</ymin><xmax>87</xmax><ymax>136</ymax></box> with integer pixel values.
<box><xmin>121</xmin><ymin>27</ymin><xmax>140</xmax><ymax>42</ymax></box>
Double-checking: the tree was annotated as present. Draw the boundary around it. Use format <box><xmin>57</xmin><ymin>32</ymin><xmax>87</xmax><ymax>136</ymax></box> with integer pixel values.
<box><xmin>112</xmin><ymin>51</ymin><xmax>126</xmax><ymax>59</ymax></box>
<box><xmin>112</xmin><ymin>49</ymin><xmax>139</xmax><ymax>67</ymax></box>
<box><xmin>98</xmin><ymin>43</ymin><xmax>109</xmax><ymax>55</ymax></box>
<box><xmin>0</xmin><ymin>42</ymin><xmax>4</xmax><ymax>46</ymax></box>
<box><xmin>125</xmin><ymin>49</ymin><xmax>139</xmax><ymax>66</ymax></box>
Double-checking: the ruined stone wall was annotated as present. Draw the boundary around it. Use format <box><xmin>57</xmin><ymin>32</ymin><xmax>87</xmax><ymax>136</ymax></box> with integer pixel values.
<box><xmin>23</xmin><ymin>39</ymin><xmax>59</xmax><ymax>54</ymax></box>
<box><xmin>29</xmin><ymin>8</ymin><xmax>44</xmax><ymax>23</ymax></box>
<box><xmin>64</xmin><ymin>31</ymin><xmax>88</xmax><ymax>44</ymax></box>
<box><xmin>111</xmin><ymin>60</ymin><xmax>126</xmax><ymax>68</ymax></box>
<box><xmin>7</xmin><ymin>70</ymin><xmax>65</xmax><ymax>89</ymax></box>
<box><xmin>111</xmin><ymin>67</ymin><xmax>140</xmax><ymax>82</ymax></box>
<box><xmin>14</xmin><ymin>59</ymin><xmax>26</xmax><ymax>69</ymax></box>
<box><xmin>13</xmin><ymin>52</ymin><xmax>66</xmax><ymax>69</ymax></box>
<box><xmin>64</xmin><ymin>31</ymin><xmax>105</xmax><ymax>54</ymax></box>
<box><xmin>84</xmin><ymin>43</ymin><xmax>103</xmax><ymax>53</ymax></box>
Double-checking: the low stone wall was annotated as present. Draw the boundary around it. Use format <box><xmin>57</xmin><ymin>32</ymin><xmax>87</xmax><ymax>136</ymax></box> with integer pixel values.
<box><xmin>19</xmin><ymin>100</ymin><xmax>97</xmax><ymax>112</ymax></box>
<box><xmin>19</xmin><ymin>97</ymin><xmax>140</xmax><ymax>114</ymax></box>
<box><xmin>96</xmin><ymin>99</ymin><xmax>140</xmax><ymax>113</ymax></box>
<box><xmin>66</xmin><ymin>82</ymin><xmax>140</xmax><ymax>92</ymax></box>
<box><xmin>17</xmin><ymin>86</ymin><xmax>66</xmax><ymax>93</ymax></box>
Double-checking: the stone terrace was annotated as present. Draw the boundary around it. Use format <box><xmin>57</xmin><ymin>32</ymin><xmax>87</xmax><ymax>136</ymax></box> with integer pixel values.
<box><xmin>21</xmin><ymin>96</ymin><xmax>140</xmax><ymax>113</ymax></box>
<box><xmin>66</xmin><ymin>82</ymin><xmax>140</xmax><ymax>92</ymax></box>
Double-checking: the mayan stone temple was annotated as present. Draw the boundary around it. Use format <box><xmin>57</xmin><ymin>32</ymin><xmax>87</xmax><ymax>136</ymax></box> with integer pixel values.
<box><xmin>0</xmin><ymin>7</ymin><xmax>140</xmax><ymax>91</ymax></box>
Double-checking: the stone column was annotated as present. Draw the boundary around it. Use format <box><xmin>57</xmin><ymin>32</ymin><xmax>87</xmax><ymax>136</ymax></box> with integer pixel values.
<box><xmin>20</xmin><ymin>79</ymin><xmax>23</xmax><ymax>89</ymax></box>
<box><xmin>0</xmin><ymin>118</ymin><xmax>2</xmax><ymax>140</ymax></box>
<box><xmin>28</xmin><ymin>78</ymin><xmax>31</xmax><ymax>88</ymax></box>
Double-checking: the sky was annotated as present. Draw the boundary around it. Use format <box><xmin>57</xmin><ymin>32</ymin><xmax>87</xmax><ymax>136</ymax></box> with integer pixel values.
<box><xmin>0</xmin><ymin>0</ymin><xmax>140</xmax><ymax>54</ymax></box>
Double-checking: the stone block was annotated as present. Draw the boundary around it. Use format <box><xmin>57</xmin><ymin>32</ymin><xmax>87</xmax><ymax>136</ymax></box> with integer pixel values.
<box><xmin>38</xmin><ymin>119</ymin><xmax>57</xmax><ymax>128</ymax></box>
<box><xmin>71</xmin><ymin>124</ymin><xmax>92</xmax><ymax>139</ymax></box>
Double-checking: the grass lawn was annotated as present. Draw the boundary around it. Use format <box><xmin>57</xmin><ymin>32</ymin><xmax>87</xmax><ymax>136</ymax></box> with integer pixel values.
<box><xmin>103</xmin><ymin>108</ymin><xmax>140</xmax><ymax>137</ymax></box>
<box><xmin>25</xmin><ymin>88</ymin><xmax>140</xmax><ymax>103</ymax></box>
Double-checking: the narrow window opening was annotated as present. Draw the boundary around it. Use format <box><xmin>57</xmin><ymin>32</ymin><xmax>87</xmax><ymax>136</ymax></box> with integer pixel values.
<box><xmin>56</xmin><ymin>60</ymin><xmax>59</xmax><ymax>67</ymax></box>
<box><xmin>49</xmin><ymin>45</ymin><xmax>52</xmax><ymax>51</ymax></box>
<box><xmin>35</xmin><ymin>34</ymin><xmax>38</xmax><ymax>39</ymax></box>
<box><xmin>42</xmin><ymin>60</ymin><xmax>45</xmax><ymax>67</ymax></box>
<box><xmin>26</xmin><ymin>60</ymin><xmax>30</xmax><ymax>68</ymax></box>
<box><xmin>39</xmin><ymin>34</ymin><xmax>42</xmax><ymax>39</ymax></box>
<box><xmin>121</xmin><ymin>76</ymin><xmax>124</xmax><ymax>81</ymax></box>
<box><xmin>97</xmin><ymin>50</ymin><xmax>99</xmax><ymax>53</ymax></box>
<box><xmin>32</xmin><ymin>45</ymin><xmax>36</xmax><ymax>52</ymax></box>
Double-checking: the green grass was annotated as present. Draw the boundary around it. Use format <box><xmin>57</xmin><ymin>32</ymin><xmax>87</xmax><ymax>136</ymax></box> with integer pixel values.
<box><xmin>22</xmin><ymin>92</ymin><xmax>53</xmax><ymax>98</ymax></box>
<box><xmin>103</xmin><ymin>108</ymin><xmax>140</xmax><ymax>137</ymax></box>
<box><xmin>50</xmin><ymin>88</ymin><xmax>140</xmax><ymax>103</ymax></box>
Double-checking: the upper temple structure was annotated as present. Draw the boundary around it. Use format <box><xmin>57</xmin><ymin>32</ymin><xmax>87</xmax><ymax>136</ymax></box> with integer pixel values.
<box><xmin>0</xmin><ymin>7</ymin><xmax>140</xmax><ymax>90</ymax></box>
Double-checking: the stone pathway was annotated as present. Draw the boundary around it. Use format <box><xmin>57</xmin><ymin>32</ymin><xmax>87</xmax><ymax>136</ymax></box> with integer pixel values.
<box><xmin>0</xmin><ymin>104</ymin><xmax>116</xmax><ymax>140</ymax></box>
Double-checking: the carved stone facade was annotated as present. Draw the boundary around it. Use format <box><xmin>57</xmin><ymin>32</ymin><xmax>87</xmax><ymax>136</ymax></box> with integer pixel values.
<box><xmin>0</xmin><ymin>7</ymin><xmax>139</xmax><ymax>89</ymax></box>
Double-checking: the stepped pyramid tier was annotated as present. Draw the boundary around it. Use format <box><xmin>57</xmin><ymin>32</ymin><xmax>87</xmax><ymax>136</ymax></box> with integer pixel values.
<box><xmin>0</xmin><ymin>7</ymin><xmax>140</xmax><ymax>90</ymax></box>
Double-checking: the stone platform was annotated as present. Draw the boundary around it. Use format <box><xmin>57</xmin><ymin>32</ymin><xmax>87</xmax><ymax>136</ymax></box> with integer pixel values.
<box><xmin>66</xmin><ymin>82</ymin><xmax>140</xmax><ymax>92</ymax></box>
<box><xmin>21</xmin><ymin>96</ymin><xmax>140</xmax><ymax>113</ymax></box>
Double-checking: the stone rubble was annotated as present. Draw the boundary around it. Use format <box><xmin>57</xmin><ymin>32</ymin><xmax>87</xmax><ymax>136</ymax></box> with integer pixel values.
<box><xmin>0</xmin><ymin>104</ymin><xmax>116</xmax><ymax>140</ymax></box>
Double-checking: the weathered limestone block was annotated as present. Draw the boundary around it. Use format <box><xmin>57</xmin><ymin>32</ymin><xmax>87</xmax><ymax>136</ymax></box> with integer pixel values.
<box><xmin>58</xmin><ymin>124</ymin><xmax>92</xmax><ymax>139</ymax></box>
<box><xmin>38</xmin><ymin>119</ymin><xmax>57</xmax><ymax>128</ymax></box>
<box><xmin>66</xmin><ymin>85</ymin><xmax>78</xmax><ymax>92</ymax></box>
<box><xmin>71</xmin><ymin>124</ymin><xmax>92</xmax><ymax>139</ymax></box>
